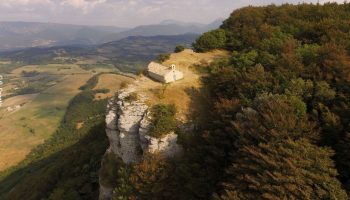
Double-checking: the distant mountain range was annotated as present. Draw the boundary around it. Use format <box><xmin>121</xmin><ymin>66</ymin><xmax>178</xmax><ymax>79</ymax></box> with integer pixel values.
<box><xmin>0</xmin><ymin>19</ymin><xmax>222</xmax><ymax>51</ymax></box>
<box><xmin>0</xmin><ymin>34</ymin><xmax>199</xmax><ymax>72</ymax></box>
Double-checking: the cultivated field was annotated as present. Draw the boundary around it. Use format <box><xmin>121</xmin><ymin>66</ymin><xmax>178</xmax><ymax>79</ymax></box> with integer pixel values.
<box><xmin>0</xmin><ymin>74</ymin><xmax>92</xmax><ymax>170</ymax></box>
<box><xmin>0</xmin><ymin>61</ymin><xmax>125</xmax><ymax>171</ymax></box>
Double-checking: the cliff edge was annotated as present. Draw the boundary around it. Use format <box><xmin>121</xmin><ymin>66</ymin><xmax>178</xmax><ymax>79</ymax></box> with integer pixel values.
<box><xmin>99</xmin><ymin>49</ymin><xmax>229</xmax><ymax>200</ymax></box>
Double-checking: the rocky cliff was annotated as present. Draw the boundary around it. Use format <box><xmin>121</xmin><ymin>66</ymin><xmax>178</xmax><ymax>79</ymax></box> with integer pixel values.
<box><xmin>99</xmin><ymin>82</ymin><xmax>182</xmax><ymax>200</ymax></box>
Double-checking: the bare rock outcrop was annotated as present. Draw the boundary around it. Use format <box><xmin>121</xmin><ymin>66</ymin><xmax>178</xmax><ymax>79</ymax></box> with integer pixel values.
<box><xmin>139</xmin><ymin>111</ymin><xmax>182</xmax><ymax>157</ymax></box>
<box><xmin>99</xmin><ymin>84</ymin><xmax>182</xmax><ymax>200</ymax></box>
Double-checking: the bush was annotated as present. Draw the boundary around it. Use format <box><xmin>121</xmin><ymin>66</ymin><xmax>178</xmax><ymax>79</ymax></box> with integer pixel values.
<box><xmin>21</xmin><ymin>70</ymin><xmax>40</xmax><ymax>77</ymax></box>
<box><xmin>94</xmin><ymin>89</ymin><xmax>110</xmax><ymax>94</ymax></box>
<box><xmin>79</xmin><ymin>74</ymin><xmax>99</xmax><ymax>90</ymax></box>
<box><xmin>124</xmin><ymin>92</ymin><xmax>138</xmax><ymax>102</ymax></box>
<box><xmin>156</xmin><ymin>54</ymin><xmax>171</xmax><ymax>63</ymax></box>
<box><xmin>174</xmin><ymin>45</ymin><xmax>185</xmax><ymax>53</ymax></box>
<box><xmin>149</xmin><ymin>104</ymin><xmax>177</xmax><ymax>138</ymax></box>
<box><xmin>99</xmin><ymin>152</ymin><xmax>121</xmax><ymax>188</ymax></box>
<box><xmin>193</xmin><ymin>29</ymin><xmax>226</xmax><ymax>52</ymax></box>
<box><xmin>120</xmin><ymin>81</ymin><xmax>128</xmax><ymax>89</ymax></box>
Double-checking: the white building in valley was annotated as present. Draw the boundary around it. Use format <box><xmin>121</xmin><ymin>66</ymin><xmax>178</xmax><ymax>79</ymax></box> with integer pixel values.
<box><xmin>147</xmin><ymin>62</ymin><xmax>184</xmax><ymax>83</ymax></box>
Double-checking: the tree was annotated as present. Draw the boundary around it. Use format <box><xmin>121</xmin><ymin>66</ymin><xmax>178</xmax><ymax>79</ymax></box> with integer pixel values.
<box><xmin>156</xmin><ymin>53</ymin><xmax>170</xmax><ymax>63</ymax></box>
<box><xmin>335</xmin><ymin>132</ymin><xmax>350</xmax><ymax>192</ymax></box>
<box><xmin>149</xmin><ymin>104</ymin><xmax>177</xmax><ymax>138</ymax></box>
<box><xmin>217</xmin><ymin>139</ymin><xmax>348</xmax><ymax>200</ymax></box>
<box><xmin>217</xmin><ymin>95</ymin><xmax>347</xmax><ymax>199</ymax></box>
<box><xmin>174</xmin><ymin>45</ymin><xmax>185</xmax><ymax>53</ymax></box>
<box><xmin>193</xmin><ymin>29</ymin><xmax>227</xmax><ymax>52</ymax></box>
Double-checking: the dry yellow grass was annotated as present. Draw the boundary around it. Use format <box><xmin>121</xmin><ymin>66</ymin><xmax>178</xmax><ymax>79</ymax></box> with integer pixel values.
<box><xmin>0</xmin><ymin>74</ymin><xmax>92</xmax><ymax>171</ymax></box>
<box><xmin>134</xmin><ymin>49</ymin><xmax>229</xmax><ymax>121</ymax></box>
<box><xmin>11</xmin><ymin>64</ymin><xmax>88</xmax><ymax>75</ymax></box>
<box><xmin>94</xmin><ymin>73</ymin><xmax>134</xmax><ymax>100</ymax></box>
<box><xmin>76</xmin><ymin>122</ymin><xmax>84</xmax><ymax>130</ymax></box>
<box><xmin>0</xmin><ymin>49</ymin><xmax>228</xmax><ymax>171</ymax></box>
<box><xmin>0</xmin><ymin>61</ymin><xmax>11</xmax><ymax>64</ymax></box>
<box><xmin>2</xmin><ymin>83</ymin><xmax>18</xmax><ymax>96</ymax></box>
<box><xmin>0</xmin><ymin>60</ymin><xmax>124</xmax><ymax>171</ymax></box>
<box><xmin>1</xmin><ymin>94</ymin><xmax>38</xmax><ymax>108</ymax></box>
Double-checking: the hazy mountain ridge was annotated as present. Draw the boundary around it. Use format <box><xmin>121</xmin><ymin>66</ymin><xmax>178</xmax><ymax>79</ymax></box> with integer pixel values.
<box><xmin>100</xmin><ymin>19</ymin><xmax>223</xmax><ymax>43</ymax></box>
<box><xmin>0</xmin><ymin>22</ymin><xmax>126</xmax><ymax>51</ymax></box>
<box><xmin>0</xmin><ymin>34</ymin><xmax>199</xmax><ymax>72</ymax></box>
<box><xmin>0</xmin><ymin>20</ymin><xmax>221</xmax><ymax>51</ymax></box>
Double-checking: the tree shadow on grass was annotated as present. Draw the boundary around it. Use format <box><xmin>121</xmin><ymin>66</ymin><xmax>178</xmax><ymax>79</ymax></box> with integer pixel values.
<box><xmin>0</xmin><ymin>122</ymin><xmax>108</xmax><ymax>200</ymax></box>
<box><xmin>184</xmin><ymin>84</ymin><xmax>214</xmax><ymax>131</ymax></box>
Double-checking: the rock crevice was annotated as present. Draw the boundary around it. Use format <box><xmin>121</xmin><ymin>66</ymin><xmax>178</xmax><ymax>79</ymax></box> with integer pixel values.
<box><xmin>99</xmin><ymin>85</ymin><xmax>182</xmax><ymax>200</ymax></box>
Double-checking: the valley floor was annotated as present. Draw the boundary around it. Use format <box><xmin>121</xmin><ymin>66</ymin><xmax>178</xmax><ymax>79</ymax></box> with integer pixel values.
<box><xmin>0</xmin><ymin>61</ymin><xmax>129</xmax><ymax>171</ymax></box>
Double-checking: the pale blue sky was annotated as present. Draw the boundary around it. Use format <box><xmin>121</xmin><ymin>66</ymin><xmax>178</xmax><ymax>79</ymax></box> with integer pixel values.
<box><xmin>0</xmin><ymin>0</ymin><xmax>344</xmax><ymax>27</ymax></box>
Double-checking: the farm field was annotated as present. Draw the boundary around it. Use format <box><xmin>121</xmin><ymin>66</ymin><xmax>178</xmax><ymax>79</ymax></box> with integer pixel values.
<box><xmin>0</xmin><ymin>61</ymin><xmax>125</xmax><ymax>171</ymax></box>
<box><xmin>0</xmin><ymin>74</ymin><xmax>92</xmax><ymax>170</ymax></box>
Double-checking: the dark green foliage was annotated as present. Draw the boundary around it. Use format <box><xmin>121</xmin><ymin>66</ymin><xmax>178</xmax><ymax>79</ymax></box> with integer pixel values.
<box><xmin>0</xmin><ymin>75</ymin><xmax>109</xmax><ymax>200</ymax></box>
<box><xmin>174</xmin><ymin>45</ymin><xmax>185</xmax><ymax>53</ymax></box>
<box><xmin>78</xmin><ymin>63</ymin><xmax>114</xmax><ymax>71</ymax></box>
<box><xmin>176</xmin><ymin>3</ymin><xmax>350</xmax><ymax>199</ymax></box>
<box><xmin>193</xmin><ymin>29</ymin><xmax>226</xmax><ymax>52</ymax></box>
<box><xmin>215</xmin><ymin>95</ymin><xmax>346</xmax><ymax>199</ymax></box>
<box><xmin>218</xmin><ymin>139</ymin><xmax>347</xmax><ymax>200</ymax></box>
<box><xmin>108</xmin><ymin>3</ymin><xmax>350</xmax><ymax>199</ymax></box>
<box><xmin>335</xmin><ymin>132</ymin><xmax>350</xmax><ymax>192</ymax></box>
<box><xmin>2</xmin><ymin>3</ymin><xmax>350</xmax><ymax>200</ymax></box>
<box><xmin>149</xmin><ymin>104</ymin><xmax>177</xmax><ymax>138</ymax></box>
<box><xmin>95</xmin><ymin>88</ymin><xmax>110</xmax><ymax>94</ymax></box>
<box><xmin>79</xmin><ymin>74</ymin><xmax>99</xmax><ymax>90</ymax></box>
<box><xmin>124</xmin><ymin>92</ymin><xmax>138</xmax><ymax>102</ymax></box>
<box><xmin>99</xmin><ymin>152</ymin><xmax>122</xmax><ymax>188</ymax></box>
<box><xmin>156</xmin><ymin>53</ymin><xmax>171</xmax><ymax>63</ymax></box>
<box><xmin>21</xmin><ymin>70</ymin><xmax>40</xmax><ymax>77</ymax></box>
<box><xmin>10</xmin><ymin>75</ymin><xmax>59</xmax><ymax>96</ymax></box>
<box><xmin>112</xmin><ymin>166</ymin><xmax>135</xmax><ymax>200</ymax></box>
<box><xmin>14</xmin><ymin>86</ymin><xmax>42</xmax><ymax>95</ymax></box>
<box><xmin>0</xmin><ymin>62</ymin><xmax>24</xmax><ymax>74</ymax></box>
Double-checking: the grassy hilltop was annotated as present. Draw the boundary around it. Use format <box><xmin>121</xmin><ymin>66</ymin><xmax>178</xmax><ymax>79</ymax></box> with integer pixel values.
<box><xmin>1</xmin><ymin>2</ymin><xmax>350</xmax><ymax>200</ymax></box>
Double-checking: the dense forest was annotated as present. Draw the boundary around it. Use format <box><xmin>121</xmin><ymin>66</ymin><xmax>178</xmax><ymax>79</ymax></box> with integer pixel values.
<box><xmin>108</xmin><ymin>3</ymin><xmax>350</xmax><ymax>200</ymax></box>
<box><xmin>1</xmin><ymin>2</ymin><xmax>350</xmax><ymax>200</ymax></box>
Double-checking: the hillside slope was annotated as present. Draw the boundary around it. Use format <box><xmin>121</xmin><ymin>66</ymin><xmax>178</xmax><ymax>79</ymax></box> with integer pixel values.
<box><xmin>0</xmin><ymin>20</ymin><xmax>221</xmax><ymax>51</ymax></box>
<box><xmin>0</xmin><ymin>22</ymin><xmax>126</xmax><ymax>51</ymax></box>
<box><xmin>100</xmin><ymin>3</ymin><xmax>350</xmax><ymax>200</ymax></box>
<box><xmin>99</xmin><ymin>49</ymin><xmax>229</xmax><ymax>199</ymax></box>
<box><xmin>0</xmin><ymin>34</ymin><xmax>199</xmax><ymax>73</ymax></box>
<box><xmin>1</xmin><ymin>3</ymin><xmax>350</xmax><ymax>200</ymax></box>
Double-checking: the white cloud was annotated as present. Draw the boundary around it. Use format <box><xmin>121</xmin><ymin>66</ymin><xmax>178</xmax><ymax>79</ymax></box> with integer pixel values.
<box><xmin>60</xmin><ymin>0</ymin><xmax>106</xmax><ymax>13</ymax></box>
<box><xmin>0</xmin><ymin>0</ymin><xmax>347</xmax><ymax>26</ymax></box>
<box><xmin>0</xmin><ymin>0</ymin><xmax>51</xmax><ymax>6</ymax></box>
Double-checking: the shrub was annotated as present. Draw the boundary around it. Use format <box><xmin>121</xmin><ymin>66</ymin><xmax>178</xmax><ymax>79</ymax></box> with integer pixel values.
<box><xmin>149</xmin><ymin>104</ymin><xmax>177</xmax><ymax>138</ymax></box>
<box><xmin>99</xmin><ymin>152</ymin><xmax>120</xmax><ymax>188</ymax></box>
<box><xmin>94</xmin><ymin>89</ymin><xmax>110</xmax><ymax>94</ymax></box>
<box><xmin>120</xmin><ymin>81</ymin><xmax>128</xmax><ymax>89</ymax></box>
<box><xmin>156</xmin><ymin>53</ymin><xmax>171</xmax><ymax>63</ymax></box>
<box><xmin>21</xmin><ymin>70</ymin><xmax>40</xmax><ymax>77</ymax></box>
<box><xmin>136</xmin><ymin>68</ymin><xmax>147</xmax><ymax>76</ymax></box>
<box><xmin>174</xmin><ymin>45</ymin><xmax>185</xmax><ymax>53</ymax></box>
<box><xmin>193</xmin><ymin>29</ymin><xmax>227</xmax><ymax>52</ymax></box>
<box><xmin>124</xmin><ymin>92</ymin><xmax>138</xmax><ymax>102</ymax></box>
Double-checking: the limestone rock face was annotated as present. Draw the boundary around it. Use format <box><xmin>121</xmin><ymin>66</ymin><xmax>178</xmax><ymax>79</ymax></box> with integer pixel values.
<box><xmin>139</xmin><ymin>111</ymin><xmax>182</xmax><ymax>157</ymax></box>
<box><xmin>105</xmin><ymin>87</ymin><xmax>148</xmax><ymax>164</ymax></box>
<box><xmin>99</xmin><ymin>84</ymin><xmax>182</xmax><ymax>200</ymax></box>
